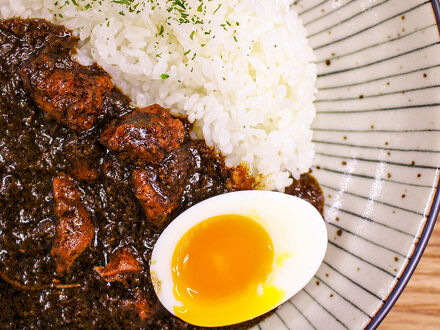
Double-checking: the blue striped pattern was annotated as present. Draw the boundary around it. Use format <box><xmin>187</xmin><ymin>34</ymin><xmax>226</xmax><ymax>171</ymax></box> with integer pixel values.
<box><xmin>255</xmin><ymin>1</ymin><xmax>440</xmax><ymax>329</ymax></box>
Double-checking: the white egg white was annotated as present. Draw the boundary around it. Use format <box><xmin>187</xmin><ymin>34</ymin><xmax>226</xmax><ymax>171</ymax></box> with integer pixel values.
<box><xmin>149</xmin><ymin>190</ymin><xmax>327</xmax><ymax>327</ymax></box>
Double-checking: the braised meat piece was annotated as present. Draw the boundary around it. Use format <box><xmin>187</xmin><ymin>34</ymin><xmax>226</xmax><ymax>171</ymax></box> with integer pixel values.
<box><xmin>285</xmin><ymin>173</ymin><xmax>324</xmax><ymax>216</ymax></box>
<box><xmin>51</xmin><ymin>173</ymin><xmax>94</xmax><ymax>273</ymax></box>
<box><xmin>226</xmin><ymin>165</ymin><xmax>255</xmax><ymax>191</ymax></box>
<box><xmin>102</xmin><ymin>154</ymin><xmax>131</xmax><ymax>186</ymax></box>
<box><xmin>158</xmin><ymin>147</ymin><xmax>193</xmax><ymax>189</ymax></box>
<box><xmin>132</xmin><ymin>148</ymin><xmax>193</xmax><ymax>227</ymax></box>
<box><xmin>132</xmin><ymin>297</ymin><xmax>154</xmax><ymax>321</ymax></box>
<box><xmin>122</xmin><ymin>291</ymin><xmax>156</xmax><ymax>321</ymax></box>
<box><xmin>20</xmin><ymin>53</ymin><xmax>113</xmax><ymax>132</ymax></box>
<box><xmin>132</xmin><ymin>168</ymin><xmax>180</xmax><ymax>228</ymax></box>
<box><xmin>176</xmin><ymin>140</ymin><xmax>232</xmax><ymax>208</ymax></box>
<box><xmin>63</xmin><ymin>136</ymin><xmax>103</xmax><ymax>182</ymax></box>
<box><xmin>70</xmin><ymin>158</ymin><xmax>99</xmax><ymax>182</ymax></box>
<box><xmin>100</xmin><ymin>105</ymin><xmax>185</xmax><ymax>164</ymax></box>
<box><xmin>63</xmin><ymin>135</ymin><xmax>102</xmax><ymax>160</ymax></box>
<box><xmin>95</xmin><ymin>248</ymin><xmax>142</xmax><ymax>283</ymax></box>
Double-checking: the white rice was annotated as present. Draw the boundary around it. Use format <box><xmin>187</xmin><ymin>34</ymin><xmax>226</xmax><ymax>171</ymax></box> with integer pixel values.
<box><xmin>0</xmin><ymin>0</ymin><xmax>316</xmax><ymax>191</ymax></box>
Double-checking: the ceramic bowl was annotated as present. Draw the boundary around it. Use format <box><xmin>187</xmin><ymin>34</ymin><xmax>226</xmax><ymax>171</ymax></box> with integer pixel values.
<box><xmin>255</xmin><ymin>1</ymin><xmax>440</xmax><ymax>329</ymax></box>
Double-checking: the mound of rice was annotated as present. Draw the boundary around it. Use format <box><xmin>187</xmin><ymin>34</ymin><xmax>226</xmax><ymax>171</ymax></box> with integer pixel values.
<box><xmin>0</xmin><ymin>0</ymin><xmax>316</xmax><ymax>191</ymax></box>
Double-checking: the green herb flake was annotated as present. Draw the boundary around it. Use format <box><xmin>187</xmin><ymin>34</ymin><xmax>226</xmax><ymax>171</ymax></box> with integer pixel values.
<box><xmin>174</xmin><ymin>0</ymin><xmax>186</xmax><ymax>9</ymax></box>
<box><xmin>213</xmin><ymin>4</ymin><xmax>221</xmax><ymax>15</ymax></box>
<box><xmin>53</xmin><ymin>0</ymin><xmax>240</xmax><ymax>62</ymax></box>
<box><xmin>160</xmin><ymin>74</ymin><xmax>170</xmax><ymax>79</ymax></box>
<box><xmin>112</xmin><ymin>0</ymin><xmax>131</xmax><ymax>5</ymax></box>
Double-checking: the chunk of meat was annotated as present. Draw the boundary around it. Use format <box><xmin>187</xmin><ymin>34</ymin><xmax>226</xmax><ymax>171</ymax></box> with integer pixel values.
<box><xmin>70</xmin><ymin>158</ymin><xmax>99</xmax><ymax>182</ymax></box>
<box><xmin>176</xmin><ymin>140</ymin><xmax>231</xmax><ymax>208</ymax></box>
<box><xmin>63</xmin><ymin>135</ymin><xmax>103</xmax><ymax>181</ymax></box>
<box><xmin>95</xmin><ymin>248</ymin><xmax>142</xmax><ymax>283</ymax></box>
<box><xmin>102</xmin><ymin>154</ymin><xmax>130</xmax><ymax>186</ymax></box>
<box><xmin>226</xmin><ymin>165</ymin><xmax>255</xmax><ymax>191</ymax></box>
<box><xmin>284</xmin><ymin>173</ymin><xmax>324</xmax><ymax>216</ymax></box>
<box><xmin>20</xmin><ymin>54</ymin><xmax>113</xmax><ymax>132</ymax></box>
<box><xmin>100</xmin><ymin>105</ymin><xmax>185</xmax><ymax>164</ymax></box>
<box><xmin>131</xmin><ymin>147</ymin><xmax>193</xmax><ymax>227</ymax></box>
<box><xmin>63</xmin><ymin>135</ymin><xmax>101</xmax><ymax>160</ymax></box>
<box><xmin>51</xmin><ymin>173</ymin><xmax>94</xmax><ymax>273</ymax></box>
<box><xmin>122</xmin><ymin>292</ymin><xmax>156</xmax><ymax>321</ymax></box>
<box><xmin>133</xmin><ymin>298</ymin><xmax>154</xmax><ymax>321</ymax></box>
<box><xmin>158</xmin><ymin>147</ymin><xmax>193</xmax><ymax>189</ymax></box>
<box><xmin>132</xmin><ymin>168</ymin><xmax>180</xmax><ymax>228</ymax></box>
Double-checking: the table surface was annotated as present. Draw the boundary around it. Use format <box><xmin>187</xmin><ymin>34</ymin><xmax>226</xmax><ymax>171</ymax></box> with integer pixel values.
<box><xmin>380</xmin><ymin>219</ymin><xmax>440</xmax><ymax>329</ymax></box>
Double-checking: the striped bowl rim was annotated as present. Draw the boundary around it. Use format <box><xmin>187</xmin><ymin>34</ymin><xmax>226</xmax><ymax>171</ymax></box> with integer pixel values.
<box><xmin>366</xmin><ymin>3</ymin><xmax>440</xmax><ymax>327</ymax></box>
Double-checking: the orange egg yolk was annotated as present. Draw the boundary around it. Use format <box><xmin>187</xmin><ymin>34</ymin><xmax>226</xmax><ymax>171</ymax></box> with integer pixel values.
<box><xmin>171</xmin><ymin>214</ymin><xmax>284</xmax><ymax>327</ymax></box>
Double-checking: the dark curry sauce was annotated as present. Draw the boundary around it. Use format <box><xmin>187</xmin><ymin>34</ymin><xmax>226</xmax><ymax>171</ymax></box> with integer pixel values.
<box><xmin>0</xmin><ymin>18</ymin><xmax>324</xmax><ymax>329</ymax></box>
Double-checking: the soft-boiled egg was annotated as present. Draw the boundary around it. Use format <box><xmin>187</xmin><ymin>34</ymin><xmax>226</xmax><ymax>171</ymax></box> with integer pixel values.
<box><xmin>150</xmin><ymin>190</ymin><xmax>327</xmax><ymax>327</ymax></box>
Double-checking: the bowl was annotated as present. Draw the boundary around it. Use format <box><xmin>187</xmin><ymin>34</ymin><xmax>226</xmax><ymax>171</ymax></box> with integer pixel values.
<box><xmin>254</xmin><ymin>1</ymin><xmax>440</xmax><ymax>329</ymax></box>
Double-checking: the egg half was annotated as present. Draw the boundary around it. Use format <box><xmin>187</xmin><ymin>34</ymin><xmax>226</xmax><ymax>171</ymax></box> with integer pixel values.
<box><xmin>150</xmin><ymin>190</ymin><xmax>327</xmax><ymax>327</ymax></box>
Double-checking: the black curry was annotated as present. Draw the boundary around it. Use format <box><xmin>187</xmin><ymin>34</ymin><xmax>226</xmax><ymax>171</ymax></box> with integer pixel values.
<box><xmin>0</xmin><ymin>18</ymin><xmax>323</xmax><ymax>329</ymax></box>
